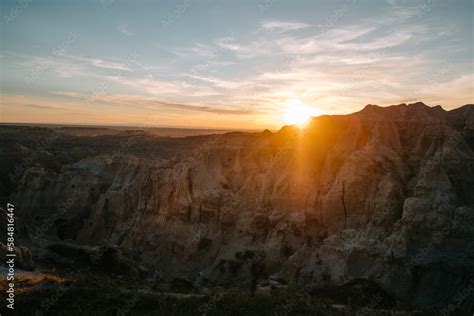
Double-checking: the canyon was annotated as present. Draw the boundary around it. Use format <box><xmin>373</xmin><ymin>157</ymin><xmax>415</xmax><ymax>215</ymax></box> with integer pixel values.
<box><xmin>1</xmin><ymin>102</ymin><xmax>473</xmax><ymax>314</ymax></box>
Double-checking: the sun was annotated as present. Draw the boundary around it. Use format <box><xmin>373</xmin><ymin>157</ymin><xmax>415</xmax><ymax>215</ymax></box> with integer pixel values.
<box><xmin>283</xmin><ymin>99</ymin><xmax>320</xmax><ymax>127</ymax></box>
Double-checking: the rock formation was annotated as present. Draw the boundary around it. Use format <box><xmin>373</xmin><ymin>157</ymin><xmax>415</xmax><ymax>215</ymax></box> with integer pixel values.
<box><xmin>3</xmin><ymin>102</ymin><xmax>474</xmax><ymax>311</ymax></box>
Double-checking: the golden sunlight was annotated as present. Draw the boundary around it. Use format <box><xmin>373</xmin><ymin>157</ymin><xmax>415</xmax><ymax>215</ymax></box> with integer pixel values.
<box><xmin>283</xmin><ymin>99</ymin><xmax>321</xmax><ymax>127</ymax></box>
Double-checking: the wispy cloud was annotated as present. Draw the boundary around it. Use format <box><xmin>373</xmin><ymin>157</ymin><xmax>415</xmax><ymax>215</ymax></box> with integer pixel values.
<box><xmin>49</xmin><ymin>91</ymin><xmax>264</xmax><ymax>115</ymax></box>
<box><xmin>213</xmin><ymin>36</ymin><xmax>272</xmax><ymax>59</ymax></box>
<box><xmin>15</xmin><ymin>52</ymin><xmax>134</xmax><ymax>80</ymax></box>
<box><xmin>18</xmin><ymin>55</ymin><xmax>92</xmax><ymax>78</ymax></box>
<box><xmin>172</xmin><ymin>43</ymin><xmax>220</xmax><ymax>59</ymax></box>
<box><xmin>106</xmin><ymin>75</ymin><xmax>220</xmax><ymax>97</ymax></box>
<box><xmin>184</xmin><ymin>74</ymin><xmax>242</xmax><ymax>89</ymax></box>
<box><xmin>0</xmin><ymin>95</ymin><xmax>88</xmax><ymax>114</ymax></box>
<box><xmin>117</xmin><ymin>24</ymin><xmax>133</xmax><ymax>36</ymax></box>
<box><xmin>65</xmin><ymin>54</ymin><xmax>132</xmax><ymax>71</ymax></box>
<box><xmin>260</xmin><ymin>20</ymin><xmax>311</xmax><ymax>32</ymax></box>
<box><xmin>20</xmin><ymin>103</ymin><xmax>65</xmax><ymax>110</ymax></box>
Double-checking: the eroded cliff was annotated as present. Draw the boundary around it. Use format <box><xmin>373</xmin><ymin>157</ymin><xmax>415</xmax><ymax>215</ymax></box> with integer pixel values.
<box><xmin>6</xmin><ymin>102</ymin><xmax>474</xmax><ymax>310</ymax></box>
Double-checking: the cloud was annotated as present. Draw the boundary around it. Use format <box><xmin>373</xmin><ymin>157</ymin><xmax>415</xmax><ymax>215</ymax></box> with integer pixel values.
<box><xmin>274</xmin><ymin>25</ymin><xmax>417</xmax><ymax>55</ymax></box>
<box><xmin>213</xmin><ymin>36</ymin><xmax>274</xmax><ymax>59</ymax></box>
<box><xmin>48</xmin><ymin>91</ymin><xmax>85</xmax><ymax>98</ymax></box>
<box><xmin>0</xmin><ymin>94</ymin><xmax>88</xmax><ymax>114</ymax></box>
<box><xmin>184</xmin><ymin>74</ymin><xmax>242</xmax><ymax>89</ymax></box>
<box><xmin>49</xmin><ymin>91</ymin><xmax>264</xmax><ymax>115</ymax></box>
<box><xmin>65</xmin><ymin>54</ymin><xmax>132</xmax><ymax>71</ymax></box>
<box><xmin>117</xmin><ymin>25</ymin><xmax>133</xmax><ymax>36</ymax></box>
<box><xmin>260</xmin><ymin>20</ymin><xmax>311</xmax><ymax>32</ymax></box>
<box><xmin>150</xmin><ymin>100</ymin><xmax>261</xmax><ymax>115</ymax></box>
<box><xmin>106</xmin><ymin>75</ymin><xmax>220</xmax><ymax>97</ymax></box>
<box><xmin>172</xmin><ymin>43</ymin><xmax>220</xmax><ymax>59</ymax></box>
<box><xmin>20</xmin><ymin>103</ymin><xmax>63</xmax><ymax>110</ymax></box>
<box><xmin>16</xmin><ymin>53</ymin><xmax>134</xmax><ymax>81</ymax></box>
<box><xmin>181</xmin><ymin>21</ymin><xmax>427</xmax><ymax>107</ymax></box>
<box><xmin>411</xmin><ymin>74</ymin><xmax>474</xmax><ymax>107</ymax></box>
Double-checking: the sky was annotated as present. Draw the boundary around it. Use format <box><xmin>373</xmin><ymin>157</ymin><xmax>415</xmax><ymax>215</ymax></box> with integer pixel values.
<box><xmin>0</xmin><ymin>0</ymin><xmax>473</xmax><ymax>129</ymax></box>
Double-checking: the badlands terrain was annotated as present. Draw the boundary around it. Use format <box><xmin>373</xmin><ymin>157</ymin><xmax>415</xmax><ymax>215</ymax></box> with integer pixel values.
<box><xmin>1</xmin><ymin>102</ymin><xmax>473</xmax><ymax>315</ymax></box>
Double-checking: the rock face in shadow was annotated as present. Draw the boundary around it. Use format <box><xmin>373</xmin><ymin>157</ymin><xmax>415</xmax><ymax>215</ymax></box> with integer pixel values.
<box><xmin>47</xmin><ymin>242</ymin><xmax>148</xmax><ymax>277</ymax></box>
<box><xmin>0</xmin><ymin>242</ymin><xmax>34</xmax><ymax>271</ymax></box>
<box><xmin>4</xmin><ymin>102</ymin><xmax>474</xmax><ymax>310</ymax></box>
